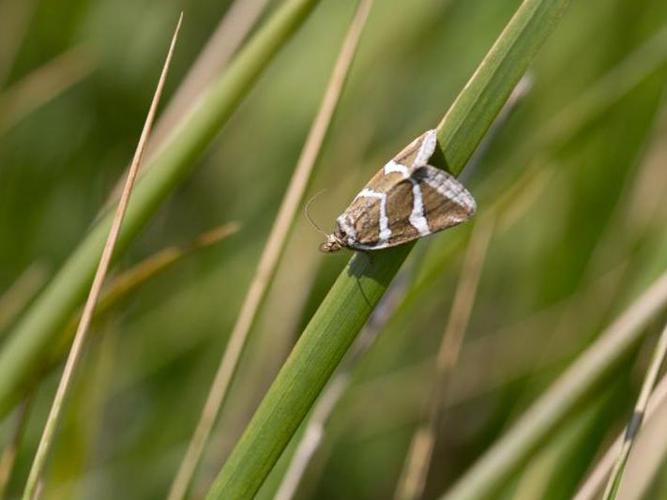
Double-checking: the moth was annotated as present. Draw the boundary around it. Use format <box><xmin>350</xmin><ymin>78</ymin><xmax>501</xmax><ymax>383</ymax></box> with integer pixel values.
<box><xmin>320</xmin><ymin>129</ymin><xmax>476</xmax><ymax>253</ymax></box>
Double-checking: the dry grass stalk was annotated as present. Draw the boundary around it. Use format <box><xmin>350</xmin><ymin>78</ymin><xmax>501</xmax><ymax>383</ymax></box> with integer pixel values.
<box><xmin>395</xmin><ymin>216</ymin><xmax>495</xmax><ymax>500</ymax></box>
<box><xmin>0</xmin><ymin>264</ymin><xmax>49</xmax><ymax>334</ymax></box>
<box><xmin>106</xmin><ymin>0</ymin><xmax>271</xmax><ymax>206</ymax></box>
<box><xmin>0</xmin><ymin>0</ymin><xmax>37</xmax><ymax>85</ymax></box>
<box><xmin>444</xmin><ymin>266</ymin><xmax>667</xmax><ymax>500</ymax></box>
<box><xmin>275</xmin><ymin>269</ymin><xmax>410</xmax><ymax>500</ymax></box>
<box><xmin>148</xmin><ymin>0</ymin><xmax>271</xmax><ymax>154</ymax></box>
<box><xmin>602</xmin><ymin>320</ymin><xmax>667</xmax><ymax>499</ymax></box>
<box><xmin>0</xmin><ymin>46</ymin><xmax>95</xmax><ymax>135</ymax></box>
<box><xmin>166</xmin><ymin>2</ymin><xmax>374</xmax><ymax>498</ymax></box>
<box><xmin>574</xmin><ymin>373</ymin><xmax>667</xmax><ymax>500</ymax></box>
<box><xmin>21</xmin><ymin>15</ymin><xmax>182</xmax><ymax>500</ymax></box>
<box><xmin>0</xmin><ymin>397</ymin><xmax>33</xmax><ymax>499</ymax></box>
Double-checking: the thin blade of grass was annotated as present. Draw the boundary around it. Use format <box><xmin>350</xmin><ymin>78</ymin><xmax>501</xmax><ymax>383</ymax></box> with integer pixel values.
<box><xmin>534</xmin><ymin>23</ymin><xmax>667</xmax><ymax>153</ymax></box>
<box><xmin>408</xmin><ymin>24</ymin><xmax>667</xmax><ymax>308</ymax></box>
<box><xmin>53</xmin><ymin>223</ymin><xmax>240</xmax><ymax>358</ymax></box>
<box><xmin>273</xmin><ymin>270</ymin><xmax>412</xmax><ymax>500</ymax></box>
<box><xmin>512</xmin><ymin>393</ymin><xmax>610</xmax><ymax>500</ymax></box>
<box><xmin>104</xmin><ymin>0</ymin><xmax>273</xmax><ymax>206</ymax></box>
<box><xmin>614</xmin><ymin>380</ymin><xmax>667</xmax><ymax>499</ymax></box>
<box><xmin>166</xmin><ymin>3</ymin><xmax>374</xmax><ymax>498</ymax></box>
<box><xmin>602</xmin><ymin>321</ymin><xmax>667</xmax><ymax>499</ymax></box>
<box><xmin>1</xmin><ymin>224</ymin><xmax>239</xmax><ymax>396</ymax></box>
<box><xmin>0</xmin><ymin>46</ymin><xmax>95</xmax><ymax>136</ymax></box>
<box><xmin>21</xmin><ymin>15</ymin><xmax>182</xmax><ymax>500</ymax></box>
<box><xmin>0</xmin><ymin>0</ymin><xmax>37</xmax><ymax>86</ymax></box>
<box><xmin>0</xmin><ymin>397</ymin><xmax>33</xmax><ymax>499</ymax></box>
<box><xmin>148</xmin><ymin>0</ymin><xmax>271</xmax><ymax>155</ymax></box>
<box><xmin>574</xmin><ymin>374</ymin><xmax>667</xmax><ymax>500</ymax></box>
<box><xmin>395</xmin><ymin>215</ymin><xmax>494</xmax><ymax>500</ymax></box>
<box><xmin>0</xmin><ymin>263</ymin><xmax>49</xmax><ymax>335</ymax></box>
<box><xmin>206</xmin><ymin>1</ymin><xmax>571</xmax><ymax>498</ymax></box>
<box><xmin>268</xmin><ymin>77</ymin><xmax>529</xmax><ymax>500</ymax></box>
<box><xmin>441</xmin><ymin>268</ymin><xmax>667</xmax><ymax>500</ymax></box>
<box><xmin>0</xmin><ymin>0</ymin><xmax>323</xmax><ymax>419</ymax></box>
<box><xmin>46</xmin><ymin>323</ymin><xmax>118</xmax><ymax>500</ymax></box>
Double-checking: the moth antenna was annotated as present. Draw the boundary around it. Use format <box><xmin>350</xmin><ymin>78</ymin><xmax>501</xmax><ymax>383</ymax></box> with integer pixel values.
<box><xmin>304</xmin><ymin>189</ymin><xmax>329</xmax><ymax>237</ymax></box>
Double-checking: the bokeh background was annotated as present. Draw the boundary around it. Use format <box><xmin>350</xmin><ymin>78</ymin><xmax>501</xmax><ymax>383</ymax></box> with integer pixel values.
<box><xmin>2</xmin><ymin>0</ymin><xmax>667</xmax><ymax>498</ymax></box>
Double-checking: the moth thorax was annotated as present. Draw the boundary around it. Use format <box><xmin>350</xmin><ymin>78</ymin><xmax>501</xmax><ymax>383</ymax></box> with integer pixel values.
<box><xmin>319</xmin><ymin>233</ymin><xmax>343</xmax><ymax>253</ymax></box>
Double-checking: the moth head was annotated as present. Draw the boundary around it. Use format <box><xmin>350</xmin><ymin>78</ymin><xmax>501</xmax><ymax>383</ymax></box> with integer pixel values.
<box><xmin>319</xmin><ymin>234</ymin><xmax>343</xmax><ymax>253</ymax></box>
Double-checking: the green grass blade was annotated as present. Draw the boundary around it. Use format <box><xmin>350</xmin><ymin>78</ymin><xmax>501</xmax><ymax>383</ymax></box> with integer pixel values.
<box><xmin>441</xmin><ymin>270</ymin><xmax>667</xmax><ymax>500</ymax></box>
<box><xmin>206</xmin><ymin>1</ymin><xmax>571</xmax><ymax>498</ymax></box>
<box><xmin>0</xmin><ymin>0</ymin><xmax>322</xmax><ymax>417</ymax></box>
<box><xmin>435</xmin><ymin>0</ymin><xmax>569</xmax><ymax>168</ymax></box>
<box><xmin>602</xmin><ymin>320</ymin><xmax>667</xmax><ymax>500</ymax></box>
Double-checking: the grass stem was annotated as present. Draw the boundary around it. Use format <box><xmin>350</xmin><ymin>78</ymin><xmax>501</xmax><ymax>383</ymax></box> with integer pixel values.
<box><xmin>602</xmin><ymin>321</ymin><xmax>667</xmax><ymax>499</ymax></box>
<box><xmin>442</xmin><ymin>268</ymin><xmax>667</xmax><ymax>500</ymax></box>
<box><xmin>20</xmin><ymin>15</ymin><xmax>182</xmax><ymax>500</ymax></box>
<box><xmin>395</xmin><ymin>216</ymin><xmax>494</xmax><ymax>500</ymax></box>
<box><xmin>206</xmin><ymin>1</ymin><xmax>571</xmax><ymax>498</ymax></box>
<box><xmin>166</xmin><ymin>3</ymin><xmax>374</xmax><ymax>499</ymax></box>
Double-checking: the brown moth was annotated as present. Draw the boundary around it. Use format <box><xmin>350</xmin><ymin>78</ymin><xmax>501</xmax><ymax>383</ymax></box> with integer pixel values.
<box><xmin>320</xmin><ymin>129</ymin><xmax>476</xmax><ymax>253</ymax></box>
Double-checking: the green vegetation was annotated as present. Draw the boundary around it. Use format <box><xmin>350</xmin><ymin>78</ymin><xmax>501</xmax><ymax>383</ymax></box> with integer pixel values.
<box><xmin>1</xmin><ymin>0</ymin><xmax>667</xmax><ymax>499</ymax></box>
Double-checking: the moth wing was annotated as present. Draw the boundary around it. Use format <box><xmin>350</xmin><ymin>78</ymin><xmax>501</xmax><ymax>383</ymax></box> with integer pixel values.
<box><xmin>383</xmin><ymin>178</ymin><xmax>425</xmax><ymax>247</ymax></box>
<box><xmin>343</xmin><ymin>165</ymin><xmax>475</xmax><ymax>250</ymax></box>
<box><xmin>393</xmin><ymin>129</ymin><xmax>437</xmax><ymax>169</ymax></box>
<box><xmin>347</xmin><ymin>174</ymin><xmax>434</xmax><ymax>250</ymax></box>
<box><xmin>412</xmin><ymin>165</ymin><xmax>476</xmax><ymax>233</ymax></box>
<box><xmin>341</xmin><ymin>194</ymin><xmax>382</xmax><ymax>247</ymax></box>
<box><xmin>340</xmin><ymin>168</ymin><xmax>412</xmax><ymax>250</ymax></box>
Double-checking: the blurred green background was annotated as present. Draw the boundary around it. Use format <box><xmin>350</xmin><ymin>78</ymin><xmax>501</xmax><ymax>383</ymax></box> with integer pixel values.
<box><xmin>2</xmin><ymin>0</ymin><xmax>667</xmax><ymax>498</ymax></box>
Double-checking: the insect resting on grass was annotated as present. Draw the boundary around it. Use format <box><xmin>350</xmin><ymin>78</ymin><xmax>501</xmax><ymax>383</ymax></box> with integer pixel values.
<box><xmin>319</xmin><ymin>129</ymin><xmax>476</xmax><ymax>253</ymax></box>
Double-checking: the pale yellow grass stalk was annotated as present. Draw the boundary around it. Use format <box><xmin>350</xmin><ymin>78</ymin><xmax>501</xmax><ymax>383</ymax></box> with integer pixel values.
<box><xmin>275</xmin><ymin>270</ymin><xmax>410</xmax><ymax>500</ymax></box>
<box><xmin>574</xmin><ymin>374</ymin><xmax>667</xmax><ymax>500</ymax></box>
<box><xmin>602</xmin><ymin>320</ymin><xmax>667</xmax><ymax>499</ymax></box>
<box><xmin>106</xmin><ymin>0</ymin><xmax>271</xmax><ymax>205</ymax></box>
<box><xmin>166</xmin><ymin>2</ymin><xmax>374</xmax><ymax>498</ymax></box>
<box><xmin>443</xmin><ymin>267</ymin><xmax>667</xmax><ymax>500</ymax></box>
<box><xmin>21</xmin><ymin>15</ymin><xmax>182</xmax><ymax>500</ymax></box>
<box><xmin>0</xmin><ymin>46</ymin><xmax>95</xmax><ymax>135</ymax></box>
<box><xmin>0</xmin><ymin>398</ymin><xmax>33</xmax><ymax>499</ymax></box>
<box><xmin>148</xmin><ymin>0</ymin><xmax>271</xmax><ymax>154</ymax></box>
<box><xmin>395</xmin><ymin>216</ymin><xmax>495</xmax><ymax>500</ymax></box>
<box><xmin>0</xmin><ymin>264</ymin><xmax>49</xmax><ymax>334</ymax></box>
<box><xmin>0</xmin><ymin>0</ymin><xmax>37</xmax><ymax>85</ymax></box>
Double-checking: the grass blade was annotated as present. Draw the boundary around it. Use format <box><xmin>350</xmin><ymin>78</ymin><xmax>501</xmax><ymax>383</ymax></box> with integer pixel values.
<box><xmin>0</xmin><ymin>397</ymin><xmax>33</xmax><ymax>499</ymax></box>
<box><xmin>602</xmin><ymin>321</ymin><xmax>667</xmax><ymax>499</ymax></box>
<box><xmin>0</xmin><ymin>0</ymin><xmax>36</xmax><ymax>86</ymax></box>
<box><xmin>274</xmin><ymin>269</ymin><xmax>412</xmax><ymax>500</ymax></box>
<box><xmin>408</xmin><ymin>27</ymin><xmax>667</xmax><ymax>305</ymax></box>
<box><xmin>0</xmin><ymin>46</ymin><xmax>94</xmax><ymax>136</ymax></box>
<box><xmin>52</xmin><ymin>223</ymin><xmax>240</xmax><ymax>360</ymax></box>
<box><xmin>395</xmin><ymin>216</ymin><xmax>494</xmax><ymax>500</ymax></box>
<box><xmin>105</xmin><ymin>0</ymin><xmax>272</xmax><ymax>204</ymax></box>
<box><xmin>166</xmin><ymin>2</ymin><xmax>374</xmax><ymax>498</ymax></box>
<box><xmin>574</xmin><ymin>374</ymin><xmax>667</xmax><ymax>500</ymax></box>
<box><xmin>148</xmin><ymin>0</ymin><xmax>271</xmax><ymax>155</ymax></box>
<box><xmin>206</xmin><ymin>1</ymin><xmax>571</xmax><ymax>498</ymax></box>
<box><xmin>0</xmin><ymin>0</ymin><xmax>323</xmax><ymax>418</ymax></box>
<box><xmin>21</xmin><ymin>16</ymin><xmax>182</xmax><ymax>499</ymax></box>
<box><xmin>0</xmin><ymin>264</ymin><xmax>49</xmax><ymax>335</ymax></box>
<box><xmin>441</xmin><ymin>269</ymin><xmax>667</xmax><ymax>500</ymax></box>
